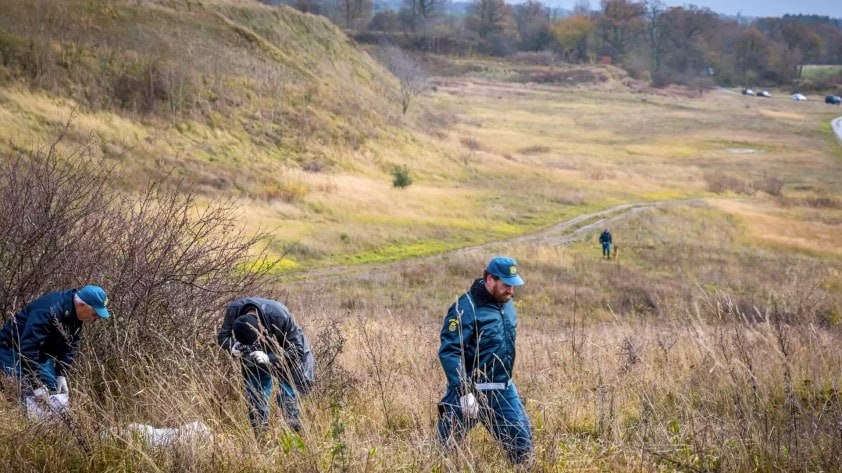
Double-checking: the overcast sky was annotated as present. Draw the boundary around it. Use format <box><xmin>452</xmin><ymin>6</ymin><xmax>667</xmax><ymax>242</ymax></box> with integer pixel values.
<box><xmin>549</xmin><ymin>1</ymin><xmax>839</xmax><ymax>18</ymax></box>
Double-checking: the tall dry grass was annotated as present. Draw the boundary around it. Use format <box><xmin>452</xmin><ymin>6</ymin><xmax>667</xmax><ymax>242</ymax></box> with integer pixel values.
<box><xmin>2</xmin><ymin>280</ymin><xmax>839</xmax><ymax>471</ymax></box>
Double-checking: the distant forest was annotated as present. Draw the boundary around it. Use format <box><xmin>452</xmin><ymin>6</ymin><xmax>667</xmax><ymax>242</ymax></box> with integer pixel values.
<box><xmin>265</xmin><ymin>0</ymin><xmax>842</xmax><ymax>89</ymax></box>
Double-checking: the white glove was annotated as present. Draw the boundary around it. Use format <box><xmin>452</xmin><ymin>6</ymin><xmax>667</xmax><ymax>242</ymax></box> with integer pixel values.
<box><xmin>55</xmin><ymin>376</ymin><xmax>69</xmax><ymax>394</ymax></box>
<box><xmin>32</xmin><ymin>387</ymin><xmax>49</xmax><ymax>400</ymax></box>
<box><xmin>250</xmin><ymin>350</ymin><xmax>270</xmax><ymax>365</ymax></box>
<box><xmin>459</xmin><ymin>393</ymin><xmax>479</xmax><ymax>419</ymax></box>
<box><xmin>230</xmin><ymin>342</ymin><xmax>243</xmax><ymax>358</ymax></box>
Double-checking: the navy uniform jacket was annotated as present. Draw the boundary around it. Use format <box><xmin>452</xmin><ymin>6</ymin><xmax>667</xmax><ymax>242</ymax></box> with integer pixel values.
<box><xmin>218</xmin><ymin>297</ymin><xmax>315</xmax><ymax>394</ymax></box>
<box><xmin>439</xmin><ymin>279</ymin><xmax>518</xmax><ymax>394</ymax></box>
<box><xmin>0</xmin><ymin>289</ymin><xmax>83</xmax><ymax>384</ymax></box>
<box><xmin>599</xmin><ymin>231</ymin><xmax>612</xmax><ymax>244</ymax></box>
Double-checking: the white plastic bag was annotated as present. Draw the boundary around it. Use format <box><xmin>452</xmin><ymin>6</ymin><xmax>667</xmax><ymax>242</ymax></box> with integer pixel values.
<box><xmin>103</xmin><ymin>421</ymin><xmax>213</xmax><ymax>447</ymax></box>
<box><xmin>24</xmin><ymin>393</ymin><xmax>69</xmax><ymax>422</ymax></box>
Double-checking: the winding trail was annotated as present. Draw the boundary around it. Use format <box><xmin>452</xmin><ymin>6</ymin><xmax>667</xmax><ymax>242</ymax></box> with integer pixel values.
<box><xmin>286</xmin><ymin>199</ymin><xmax>704</xmax><ymax>283</ymax></box>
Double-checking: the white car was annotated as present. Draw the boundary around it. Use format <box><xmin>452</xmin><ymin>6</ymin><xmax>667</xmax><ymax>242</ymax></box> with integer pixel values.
<box><xmin>792</xmin><ymin>93</ymin><xmax>807</xmax><ymax>101</ymax></box>
<box><xmin>757</xmin><ymin>90</ymin><xmax>771</xmax><ymax>98</ymax></box>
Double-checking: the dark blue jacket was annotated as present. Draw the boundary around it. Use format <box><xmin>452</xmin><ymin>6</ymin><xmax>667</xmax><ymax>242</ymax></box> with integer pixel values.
<box><xmin>218</xmin><ymin>297</ymin><xmax>315</xmax><ymax>394</ymax></box>
<box><xmin>0</xmin><ymin>289</ymin><xmax>83</xmax><ymax>383</ymax></box>
<box><xmin>599</xmin><ymin>231</ymin><xmax>612</xmax><ymax>244</ymax></box>
<box><xmin>439</xmin><ymin>279</ymin><xmax>518</xmax><ymax>393</ymax></box>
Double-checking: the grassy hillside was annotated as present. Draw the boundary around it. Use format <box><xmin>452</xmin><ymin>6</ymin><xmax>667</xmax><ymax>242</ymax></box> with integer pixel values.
<box><xmin>4</xmin><ymin>1</ymin><xmax>839</xmax><ymax>275</ymax></box>
<box><xmin>2</xmin><ymin>2</ymin><xmax>842</xmax><ymax>472</ymax></box>
<box><xmin>0</xmin><ymin>0</ymin><xmax>399</xmax><ymax>172</ymax></box>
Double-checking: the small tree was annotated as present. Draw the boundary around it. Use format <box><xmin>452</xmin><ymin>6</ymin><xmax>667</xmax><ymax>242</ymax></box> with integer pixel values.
<box><xmin>377</xmin><ymin>44</ymin><xmax>430</xmax><ymax>115</ymax></box>
<box><xmin>391</xmin><ymin>164</ymin><xmax>413</xmax><ymax>188</ymax></box>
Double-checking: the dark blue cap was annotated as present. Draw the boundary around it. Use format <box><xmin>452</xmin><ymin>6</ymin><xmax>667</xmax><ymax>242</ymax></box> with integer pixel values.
<box><xmin>233</xmin><ymin>313</ymin><xmax>260</xmax><ymax>345</ymax></box>
<box><xmin>486</xmin><ymin>256</ymin><xmax>524</xmax><ymax>286</ymax></box>
<box><xmin>77</xmin><ymin>285</ymin><xmax>110</xmax><ymax>318</ymax></box>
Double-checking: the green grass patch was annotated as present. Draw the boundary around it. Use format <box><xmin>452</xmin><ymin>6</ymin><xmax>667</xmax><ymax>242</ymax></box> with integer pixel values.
<box><xmin>801</xmin><ymin>64</ymin><xmax>842</xmax><ymax>79</ymax></box>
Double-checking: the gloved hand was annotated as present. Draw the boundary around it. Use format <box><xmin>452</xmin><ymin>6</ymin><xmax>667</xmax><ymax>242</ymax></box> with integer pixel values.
<box><xmin>250</xmin><ymin>350</ymin><xmax>270</xmax><ymax>365</ymax></box>
<box><xmin>230</xmin><ymin>342</ymin><xmax>243</xmax><ymax>358</ymax></box>
<box><xmin>32</xmin><ymin>386</ymin><xmax>49</xmax><ymax>400</ymax></box>
<box><xmin>55</xmin><ymin>376</ymin><xmax>69</xmax><ymax>394</ymax></box>
<box><xmin>459</xmin><ymin>393</ymin><xmax>479</xmax><ymax>419</ymax></box>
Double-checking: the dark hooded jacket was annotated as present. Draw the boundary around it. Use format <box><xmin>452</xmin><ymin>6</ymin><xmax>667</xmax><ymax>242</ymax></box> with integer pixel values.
<box><xmin>0</xmin><ymin>289</ymin><xmax>83</xmax><ymax>385</ymax></box>
<box><xmin>218</xmin><ymin>297</ymin><xmax>315</xmax><ymax>394</ymax></box>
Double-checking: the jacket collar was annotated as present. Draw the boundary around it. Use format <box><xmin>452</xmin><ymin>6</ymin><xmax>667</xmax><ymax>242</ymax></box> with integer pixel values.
<box><xmin>470</xmin><ymin>278</ymin><xmax>499</xmax><ymax>307</ymax></box>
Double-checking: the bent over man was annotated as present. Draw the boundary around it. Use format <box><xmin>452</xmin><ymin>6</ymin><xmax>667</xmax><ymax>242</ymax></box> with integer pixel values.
<box><xmin>0</xmin><ymin>286</ymin><xmax>110</xmax><ymax>399</ymax></box>
<box><xmin>218</xmin><ymin>297</ymin><xmax>315</xmax><ymax>435</ymax></box>
<box><xmin>437</xmin><ymin>257</ymin><xmax>533</xmax><ymax>464</ymax></box>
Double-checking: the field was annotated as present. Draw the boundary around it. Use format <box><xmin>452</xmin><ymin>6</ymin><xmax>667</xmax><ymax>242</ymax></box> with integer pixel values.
<box><xmin>801</xmin><ymin>64</ymin><xmax>842</xmax><ymax>80</ymax></box>
<box><xmin>2</xmin><ymin>14</ymin><xmax>842</xmax><ymax>471</ymax></box>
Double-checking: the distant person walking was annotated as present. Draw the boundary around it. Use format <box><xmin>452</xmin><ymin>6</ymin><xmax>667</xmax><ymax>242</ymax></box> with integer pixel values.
<box><xmin>0</xmin><ymin>286</ymin><xmax>110</xmax><ymax>400</ymax></box>
<box><xmin>218</xmin><ymin>297</ymin><xmax>315</xmax><ymax>435</ymax></box>
<box><xmin>437</xmin><ymin>256</ymin><xmax>533</xmax><ymax>465</ymax></box>
<box><xmin>599</xmin><ymin>228</ymin><xmax>613</xmax><ymax>259</ymax></box>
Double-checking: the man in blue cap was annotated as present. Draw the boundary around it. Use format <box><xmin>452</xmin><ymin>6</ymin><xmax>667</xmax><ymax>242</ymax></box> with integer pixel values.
<box><xmin>0</xmin><ymin>285</ymin><xmax>110</xmax><ymax>400</ymax></box>
<box><xmin>437</xmin><ymin>256</ymin><xmax>533</xmax><ymax>464</ymax></box>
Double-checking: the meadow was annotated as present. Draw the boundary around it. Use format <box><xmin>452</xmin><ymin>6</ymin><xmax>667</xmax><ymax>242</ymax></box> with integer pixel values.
<box><xmin>1</xmin><ymin>2</ymin><xmax>841</xmax><ymax>468</ymax></box>
<box><xmin>2</xmin><ymin>59</ymin><xmax>842</xmax><ymax>471</ymax></box>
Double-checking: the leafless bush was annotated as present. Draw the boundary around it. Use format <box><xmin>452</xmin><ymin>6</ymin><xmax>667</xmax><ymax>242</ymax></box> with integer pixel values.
<box><xmin>753</xmin><ymin>174</ymin><xmax>784</xmax><ymax>196</ymax></box>
<box><xmin>309</xmin><ymin>318</ymin><xmax>357</xmax><ymax>405</ymax></box>
<box><xmin>0</xmin><ymin>128</ymin><xmax>278</xmax><ymax>379</ymax></box>
<box><xmin>518</xmin><ymin>145</ymin><xmax>550</xmax><ymax>155</ymax></box>
<box><xmin>111</xmin><ymin>58</ymin><xmax>168</xmax><ymax>114</ymax></box>
<box><xmin>619</xmin><ymin>336</ymin><xmax>642</xmax><ymax>372</ymax></box>
<box><xmin>704</xmin><ymin>172</ymin><xmax>753</xmax><ymax>195</ymax></box>
<box><xmin>374</xmin><ymin>44</ymin><xmax>430</xmax><ymax>115</ymax></box>
<box><xmin>0</xmin><ymin>126</ymin><xmax>109</xmax><ymax>313</ymax></box>
<box><xmin>804</xmin><ymin>195</ymin><xmax>840</xmax><ymax>208</ymax></box>
<box><xmin>460</xmin><ymin>136</ymin><xmax>482</xmax><ymax>152</ymax></box>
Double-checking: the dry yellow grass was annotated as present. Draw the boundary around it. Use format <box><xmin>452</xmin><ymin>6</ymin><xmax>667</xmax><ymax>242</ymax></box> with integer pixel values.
<box><xmin>712</xmin><ymin>200</ymin><xmax>841</xmax><ymax>257</ymax></box>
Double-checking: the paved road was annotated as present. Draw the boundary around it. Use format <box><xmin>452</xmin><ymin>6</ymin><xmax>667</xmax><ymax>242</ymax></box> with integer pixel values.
<box><xmin>832</xmin><ymin>116</ymin><xmax>842</xmax><ymax>145</ymax></box>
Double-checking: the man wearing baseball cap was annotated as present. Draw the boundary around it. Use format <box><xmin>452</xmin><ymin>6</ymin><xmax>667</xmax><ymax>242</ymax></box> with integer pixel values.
<box><xmin>0</xmin><ymin>285</ymin><xmax>110</xmax><ymax>400</ymax></box>
<box><xmin>437</xmin><ymin>256</ymin><xmax>533</xmax><ymax>464</ymax></box>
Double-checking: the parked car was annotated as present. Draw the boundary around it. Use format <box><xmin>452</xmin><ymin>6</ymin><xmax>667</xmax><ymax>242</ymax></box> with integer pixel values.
<box><xmin>792</xmin><ymin>93</ymin><xmax>807</xmax><ymax>101</ymax></box>
<box><xmin>757</xmin><ymin>90</ymin><xmax>771</xmax><ymax>98</ymax></box>
<box><xmin>827</xmin><ymin>95</ymin><xmax>842</xmax><ymax>105</ymax></box>
<box><xmin>742</xmin><ymin>88</ymin><xmax>755</xmax><ymax>96</ymax></box>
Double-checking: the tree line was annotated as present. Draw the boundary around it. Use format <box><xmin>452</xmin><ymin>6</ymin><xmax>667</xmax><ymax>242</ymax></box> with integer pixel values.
<box><xmin>266</xmin><ymin>0</ymin><xmax>842</xmax><ymax>89</ymax></box>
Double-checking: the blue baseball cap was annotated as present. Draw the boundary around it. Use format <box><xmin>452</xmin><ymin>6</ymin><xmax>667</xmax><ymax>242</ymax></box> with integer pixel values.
<box><xmin>77</xmin><ymin>285</ymin><xmax>110</xmax><ymax>318</ymax></box>
<box><xmin>486</xmin><ymin>256</ymin><xmax>525</xmax><ymax>286</ymax></box>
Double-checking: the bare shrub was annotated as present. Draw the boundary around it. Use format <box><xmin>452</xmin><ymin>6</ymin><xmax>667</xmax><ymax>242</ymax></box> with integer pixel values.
<box><xmin>111</xmin><ymin>57</ymin><xmax>168</xmax><ymax>114</ymax></box>
<box><xmin>374</xmin><ymin>44</ymin><xmax>430</xmax><ymax>115</ymax></box>
<box><xmin>754</xmin><ymin>174</ymin><xmax>784</xmax><ymax>196</ymax></box>
<box><xmin>0</xmin><ymin>128</ymin><xmax>279</xmax><ymax>381</ymax></box>
<box><xmin>460</xmin><ymin>136</ymin><xmax>482</xmax><ymax>152</ymax></box>
<box><xmin>0</xmin><ymin>126</ymin><xmax>109</xmax><ymax>311</ymax></box>
<box><xmin>804</xmin><ymin>195</ymin><xmax>840</xmax><ymax>208</ymax></box>
<box><xmin>704</xmin><ymin>172</ymin><xmax>753</xmax><ymax>195</ymax></box>
<box><xmin>309</xmin><ymin>317</ymin><xmax>357</xmax><ymax>405</ymax></box>
<box><xmin>518</xmin><ymin>145</ymin><xmax>551</xmax><ymax>155</ymax></box>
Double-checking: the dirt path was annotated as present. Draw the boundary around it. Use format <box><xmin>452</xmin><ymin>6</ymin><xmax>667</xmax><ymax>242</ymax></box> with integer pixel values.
<box><xmin>286</xmin><ymin>199</ymin><xmax>698</xmax><ymax>284</ymax></box>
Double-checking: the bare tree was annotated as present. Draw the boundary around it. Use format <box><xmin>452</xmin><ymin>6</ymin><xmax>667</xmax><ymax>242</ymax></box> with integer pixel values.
<box><xmin>402</xmin><ymin>0</ymin><xmax>448</xmax><ymax>31</ymax></box>
<box><xmin>378</xmin><ymin>44</ymin><xmax>430</xmax><ymax>115</ymax></box>
<box><xmin>469</xmin><ymin>0</ymin><xmax>512</xmax><ymax>38</ymax></box>
<box><xmin>596</xmin><ymin>0</ymin><xmax>646</xmax><ymax>61</ymax></box>
<box><xmin>338</xmin><ymin>0</ymin><xmax>373</xmax><ymax>30</ymax></box>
